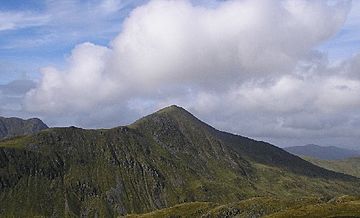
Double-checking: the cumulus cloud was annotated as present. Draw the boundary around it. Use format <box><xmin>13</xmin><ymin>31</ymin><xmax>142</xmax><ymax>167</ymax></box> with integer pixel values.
<box><xmin>110</xmin><ymin>0</ymin><xmax>349</xmax><ymax>87</ymax></box>
<box><xmin>26</xmin><ymin>43</ymin><xmax>116</xmax><ymax>113</ymax></box>
<box><xmin>23</xmin><ymin>0</ymin><xmax>360</xmax><ymax>148</ymax></box>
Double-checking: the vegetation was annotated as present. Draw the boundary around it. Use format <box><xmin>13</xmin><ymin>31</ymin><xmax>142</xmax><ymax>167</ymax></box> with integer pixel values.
<box><xmin>304</xmin><ymin>156</ymin><xmax>360</xmax><ymax>178</ymax></box>
<box><xmin>284</xmin><ymin>144</ymin><xmax>359</xmax><ymax>160</ymax></box>
<box><xmin>0</xmin><ymin>135</ymin><xmax>32</xmax><ymax>148</ymax></box>
<box><xmin>126</xmin><ymin>196</ymin><xmax>360</xmax><ymax>218</ymax></box>
<box><xmin>1</xmin><ymin>105</ymin><xmax>360</xmax><ymax>217</ymax></box>
<box><xmin>266</xmin><ymin>196</ymin><xmax>360</xmax><ymax>218</ymax></box>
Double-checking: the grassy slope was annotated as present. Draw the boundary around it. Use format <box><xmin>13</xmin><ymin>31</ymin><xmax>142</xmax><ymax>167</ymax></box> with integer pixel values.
<box><xmin>1</xmin><ymin>106</ymin><xmax>360</xmax><ymax>217</ymax></box>
<box><xmin>266</xmin><ymin>196</ymin><xmax>360</xmax><ymax>218</ymax></box>
<box><xmin>0</xmin><ymin>135</ymin><xmax>33</xmax><ymax>148</ymax></box>
<box><xmin>0</xmin><ymin>126</ymin><xmax>256</xmax><ymax>217</ymax></box>
<box><xmin>126</xmin><ymin>196</ymin><xmax>360</xmax><ymax>218</ymax></box>
<box><xmin>304</xmin><ymin>156</ymin><xmax>360</xmax><ymax>178</ymax></box>
<box><xmin>284</xmin><ymin>144</ymin><xmax>359</xmax><ymax>160</ymax></box>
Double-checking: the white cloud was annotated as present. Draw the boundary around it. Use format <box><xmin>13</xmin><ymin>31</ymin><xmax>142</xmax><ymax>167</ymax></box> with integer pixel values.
<box><xmin>0</xmin><ymin>11</ymin><xmax>49</xmax><ymax>31</ymax></box>
<box><xmin>26</xmin><ymin>43</ymin><xmax>117</xmax><ymax>113</ymax></box>
<box><xmin>23</xmin><ymin>0</ymin><xmax>360</xmax><ymax>148</ymax></box>
<box><xmin>109</xmin><ymin>0</ymin><xmax>349</xmax><ymax>87</ymax></box>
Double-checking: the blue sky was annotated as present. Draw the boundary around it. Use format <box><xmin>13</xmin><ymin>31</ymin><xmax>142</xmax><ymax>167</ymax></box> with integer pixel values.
<box><xmin>1</xmin><ymin>0</ymin><xmax>360</xmax><ymax>148</ymax></box>
<box><xmin>318</xmin><ymin>0</ymin><xmax>360</xmax><ymax>62</ymax></box>
<box><xmin>0</xmin><ymin>0</ymin><xmax>147</xmax><ymax>83</ymax></box>
<box><xmin>0</xmin><ymin>0</ymin><xmax>223</xmax><ymax>84</ymax></box>
<box><xmin>1</xmin><ymin>0</ymin><xmax>359</xmax><ymax>85</ymax></box>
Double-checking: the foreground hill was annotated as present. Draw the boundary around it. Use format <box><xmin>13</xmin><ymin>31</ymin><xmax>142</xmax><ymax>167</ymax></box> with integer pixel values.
<box><xmin>1</xmin><ymin>105</ymin><xmax>359</xmax><ymax>217</ymax></box>
<box><xmin>304</xmin><ymin>156</ymin><xmax>360</xmax><ymax>178</ymax></box>
<box><xmin>284</xmin><ymin>144</ymin><xmax>360</xmax><ymax>160</ymax></box>
<box><xmin>0</xmin><ymin>116</ymin><xmax>48</xmax><ymax>139</ymax></box>
<box><xmin>127</xmin><ymin>195</ymin><xmax>360</xmax><ymax>218</ymax></box>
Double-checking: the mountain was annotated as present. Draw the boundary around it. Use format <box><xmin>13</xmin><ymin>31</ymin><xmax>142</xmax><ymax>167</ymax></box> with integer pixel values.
<box><xmin>304</xmin><ymin>156</ymin><xmax>360</xmax><ymax>178</ymax></box>
<box><xmin>1</xmin><ymin>105</ymin><xmax>360</xmax><ymax>217</ymax></box>
<box><xmin>284</xmin><ymin>144</ymin><xmax>360</xmax><ymax>160</ymax></box>
<box><xmin>0</xmin><ymin>116</ymin><xmax>48</xmax><ymax>139</ymax></box>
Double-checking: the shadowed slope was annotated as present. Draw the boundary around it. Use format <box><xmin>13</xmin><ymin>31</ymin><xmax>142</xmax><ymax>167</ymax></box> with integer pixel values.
<box><xmin>135</xmin><ymin>105</ymin><xmax>355</xmax><ymax>179</ymax></box>
<box><xmin>0</xmin><ymin>105</ymin><xmax>359</xmax><ymax>217</ymax></box>
<box><xmin>0</xmin><ymin>116</ymin><xmax>48</xmax><ymax>139</ymax></box>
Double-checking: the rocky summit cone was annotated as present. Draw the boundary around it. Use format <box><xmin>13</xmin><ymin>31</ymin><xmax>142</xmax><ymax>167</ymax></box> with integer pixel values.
<box><xmin>0</xmin><ymin>105</ymin><xmax>360</xmax><ymax>217</ymax></box>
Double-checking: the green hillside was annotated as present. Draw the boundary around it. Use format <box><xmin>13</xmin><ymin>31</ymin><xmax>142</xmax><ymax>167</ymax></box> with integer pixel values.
<box><xmin>126</xmin><ymin>196</ymin><xmax>360</xmax><ymax>218</ymax></box>
<box><xmin>304</xmin><ymin>156</ymin><xmax>360</xmax><ymax>178</ymax></box>
<box><xmin>284</xmin><ymin>144</ymin><xmax>360</xmax><ymax>160</ymax></box>
<box><xmin>1</xmin><ymin>105</ymin><xmax>360</xmax><ymax>217</ymax></box>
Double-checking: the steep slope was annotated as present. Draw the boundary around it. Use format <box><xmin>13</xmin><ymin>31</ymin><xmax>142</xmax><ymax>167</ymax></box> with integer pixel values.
<box><xmin>284</xmin><ymin>144</ymin><xmax>360</xmax><ymax>160</ymax></box>
<box><xmin>304</xmin><ymin>156</ymin><xmax>360</xmax><ymax>178</ymax></box>
<box><xmin>0</xmin><ymin>105</ymin><xmax>359</xmax><ymax>217</ymax></box>
<box><xmin>0</xmin><ymin>116</ymin><xmax>48</xmax><ymax>139</ymax></box>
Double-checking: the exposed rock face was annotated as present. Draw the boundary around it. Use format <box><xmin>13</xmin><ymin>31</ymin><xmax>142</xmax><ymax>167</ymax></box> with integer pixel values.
<box><xmin>0</xmin><ymin>116</ymin><xmax>48</xmax><ymax>139</ymax></box>
<box><xmin>0</xmin><ymin>105</ymin><xmax>359</xmax><ymax>217</ymax></box>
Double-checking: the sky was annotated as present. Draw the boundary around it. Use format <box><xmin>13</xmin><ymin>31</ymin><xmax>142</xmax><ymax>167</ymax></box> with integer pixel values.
<box><xmin>1</xmin><ymin>0</ymin><xmax>360</xmax><ymax>149</ymax></box>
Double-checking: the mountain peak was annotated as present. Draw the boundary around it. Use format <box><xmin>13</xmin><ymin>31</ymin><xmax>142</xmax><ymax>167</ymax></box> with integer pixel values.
<box><xmin>134</xmin><ymin>106</ymin><xmax>223</xmax><ymax>139</ymax></box>
<box><xmin>1</xmin><ymin>105</ymin><xmax>360</xmax><ymax>216</ymax></box>
<box><xmin>0</xmin><ymin>116</ymin><xmax>48</xmax><ymax>139</ymax></box>
<box><xmin>154</xmin><ymin>104</ymin><xmax>189</xmax><ymax>115</ymax></box>
<box><xmin>130</xmin><ymin>105</ymin><xmax>201</xmax><ymax>127</ymax></box>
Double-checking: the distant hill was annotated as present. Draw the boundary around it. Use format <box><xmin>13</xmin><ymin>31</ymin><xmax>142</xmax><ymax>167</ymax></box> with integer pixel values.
<box><xmin>1</xmin><ymin>105</ymin><xmax>360</xmax><ymax>217</ymax></box>
<box><xmin>284</xmin><ymin>144</ymin><xmax>360</xmax><ymax>160</ymax></box>
<box><xmin>304</xmin><ymin>156</ymin><xmax>360</xmax><ymax>178</ymax></box>
<box><xmin>0</xmin><ymin>116</ymin><xmax>48</xmax><ymax>139</ymax></box>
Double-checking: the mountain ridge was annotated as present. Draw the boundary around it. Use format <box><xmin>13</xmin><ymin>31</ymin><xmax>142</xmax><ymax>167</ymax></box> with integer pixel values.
<box><xmin>1</xmin><ymin>105</ymin><xmax>359</xmax><ymax>217</ymax></box>
<box><xmin>0</xmin><ymin>116</ymin><xmax>48</xmax><ymax>139</ymax></box>
<box><xmin>132</xmin><ymin>105</ymin><xmax>355</xmax><ymax>179</ymax></box>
